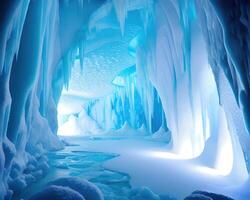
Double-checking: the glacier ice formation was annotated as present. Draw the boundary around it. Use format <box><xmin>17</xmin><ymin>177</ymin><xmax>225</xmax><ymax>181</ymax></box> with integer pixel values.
<box><xmin>0</xmin><ymin>0</ymin><xmax>250</xmax><ymax>199</ymax></box>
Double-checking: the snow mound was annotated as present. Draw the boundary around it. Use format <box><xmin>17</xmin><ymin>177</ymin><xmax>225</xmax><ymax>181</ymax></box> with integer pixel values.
<box><xmin>58</xmin><ymin>109</ymin><xmax>103</xmax><ymax>136</ymax></box>
<box><xmin>137</xmin><ymin>124</ymin><xmax>148</xmax><ymax>134</ymax></box>
<box><xmin>184</xmin><ymin>194</ymin><xmax>212</xmax><ymax>200</ymax></box>
<box><xmin>113</xmin><ymin>122</ymin><xmax>148</xmax><ymax>136</ymax></box>
<box><xmin>129</xmin><ymin>187</ymin><xmax>176</xmax><ymax>200</ymax></box>
<box><xmin>151</xmin><ymin>127</ymin><xmax>171</xmax><ymax>143</ymax></box>
<box><xmin>116</xmin><ymin>122</ymin><xmax>135</xmax><ymax>133</ymax></box>
<box><xmin>184</xmin><ymin>191</ymin><xmax>234</xmax><ymax>200</ymax></box>
<box><xmin>49</xmin><ymin>177</ymin><xmax>104</xmax><ymax>200</ymax></box>
<box><xmin>28</xmin><ymin>185</ymin><xmax>85</xmax><ymax>200</ymax></box>
<box><xmin>129</xmin><ymin>187</ymin><xmax>161</xmax><ymax>200</ymax></box>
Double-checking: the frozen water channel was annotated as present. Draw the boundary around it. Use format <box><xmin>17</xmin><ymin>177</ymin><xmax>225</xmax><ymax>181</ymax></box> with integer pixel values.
<box><xmin>13</xmin><ymin>135</ymin><xmax>244</xmax><ymax>200</ymax></box>
<box><xmin>15</xmin><ymin>139</ymin><xmax>132</xmax><ymax>200</ymax></box>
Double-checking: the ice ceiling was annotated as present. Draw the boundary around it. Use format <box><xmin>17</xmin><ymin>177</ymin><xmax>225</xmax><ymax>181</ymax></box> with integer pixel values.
<box><xmin>65</xmin><ymin>14</ymin><xmax>139</xmax><ymax>98</ymax></box>
<box><xmin>1</xmin><ymin>0</ymin><xmax>250</xmax><ymax>199</ymax></box>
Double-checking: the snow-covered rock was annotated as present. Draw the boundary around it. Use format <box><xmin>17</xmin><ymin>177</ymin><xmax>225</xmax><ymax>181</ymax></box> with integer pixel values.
<box><xmin>49</xmin><ymin>177</ymin><xmax>104</xmax><ymax>200</ymax></box>
<box><xmin>8</xmin><ymin>176</ymin><xmax>27</xmax><ymax>193</ymax></box>
<box><xmin>184</xmin><ymin>191</ymin><xmax>234</xmax><ymax>200</ymax></box>
<box><xmin>28</xmin><ymin>185</ymin><xmax>85</xmax><ymax>200</ymax></box>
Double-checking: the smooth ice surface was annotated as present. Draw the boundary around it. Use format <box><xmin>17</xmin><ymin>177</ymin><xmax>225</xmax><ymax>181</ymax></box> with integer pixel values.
<box><xmin>57</xmin><ymin>136</ymin><xmax>246</xmax><ymax>200</ymax></box>
<box><xmin>1</xmin><ymin>0</ymin><xmax>250</xmax><ymax>199</ymax></box>
<box><xmin>15</xmin><ymin>143</ymin><xmax>130</xmax><ymax>200</ymax></box>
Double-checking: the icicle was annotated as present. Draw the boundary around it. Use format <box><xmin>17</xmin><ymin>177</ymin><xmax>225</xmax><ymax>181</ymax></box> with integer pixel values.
<box><xmin>79</xmin><ymin>39</ymin><xmax>85</xmax><ymax>72</ymax></box>
<box><xmin>1</xmin><ymin>0</ymin><xmax>30</xmax><ymax>75</ymax></box>
<box><xmin>112</xmin><ymin>0</ymin><xmax>129</xmax><ymax>36</ymax></box>
<box><xmin>139</xmin><ymin>0</ymin><xmax>154</xmax><ymax>33</ymax></box>
<box><xmin>78</xmin><ymin>0</ymin><xmax>84</xmax><ymax>8</ymax></box>
<box><xmin>88</xmin><ymin>1</ymin><xmax>113</xmax><ymax>33</ymax></box>
<box><xmin>62</xmin><ymin>47</ymin><xmax>78</xmax><ymax>90</ymax></box>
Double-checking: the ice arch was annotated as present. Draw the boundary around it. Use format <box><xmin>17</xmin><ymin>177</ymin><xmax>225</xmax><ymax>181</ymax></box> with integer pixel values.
<box><xmin>0</xmin><ymin>0</ymin><xmax>249</xmax><ymax>199</ymax></box>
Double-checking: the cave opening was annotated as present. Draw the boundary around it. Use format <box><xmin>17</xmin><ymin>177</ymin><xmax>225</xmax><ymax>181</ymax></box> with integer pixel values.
<box><xmin>0</xmin><ymin>1</ymin><xmax>250</xmax><ymax>200</ymax></box>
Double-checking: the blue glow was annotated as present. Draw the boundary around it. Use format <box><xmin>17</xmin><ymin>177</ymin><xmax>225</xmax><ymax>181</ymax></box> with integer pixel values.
<box><xmin>0</xmin><ymin>1</ymin><xmax>249</xmax><ymax>200</ymax></box>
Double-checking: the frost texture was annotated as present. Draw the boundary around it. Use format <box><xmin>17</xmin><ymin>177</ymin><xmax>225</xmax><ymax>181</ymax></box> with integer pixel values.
<box><xmin>29</xmin><ymin>177</ymin><xmax>104</xmax><ymax>200</ymax></box>
<box><xmin>28</xmin><ymin>185</ymin><xmax>85</xmax><ymax>200</ymax></box>
<box><xmin>0</xmin><ymin>0</ymin><xmax>250</xmax><ymax>199</ymax></box>
<box><xmin>49</xmin><ymin>177</ymin><xmax>104</xmax><ymax>200</ymax></box>
<box><xmin>184</xmin><ymin>190</ymin><xmax>234</xmax><ymax>200</ymax></box>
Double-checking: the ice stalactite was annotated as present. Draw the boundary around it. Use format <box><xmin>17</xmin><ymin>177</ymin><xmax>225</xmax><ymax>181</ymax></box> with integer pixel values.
<box><xmin>112</xmin><ymin>0</ymin><xmax>154</xmax><ymax>36</ymax></box>
<box><xmin>112</xmin><ymin>0</ymin><xmax>128</xmax><ymax>36</ymax></box>
<box><xmin>79</xmin><ymin>69</ymin><xmax>167</xmax><ymax>134</ymax></box>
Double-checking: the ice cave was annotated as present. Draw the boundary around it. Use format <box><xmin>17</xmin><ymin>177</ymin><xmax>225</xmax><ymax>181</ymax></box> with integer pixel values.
<box><xmin>0</xmin><ymin>0</ymin><xmax>250</xmax><ymax>200</ymax></box>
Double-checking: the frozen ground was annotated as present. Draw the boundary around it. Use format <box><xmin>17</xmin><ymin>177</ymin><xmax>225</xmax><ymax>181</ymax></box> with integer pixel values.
<box><xmin>15</xmin><ymin>145</ymin><xmax>131</xmax><ymax>200</ymax></box>
<box><xmin>61</xmin><ymin>135</ymin><xmax>249</xmax><ymax>200</ymax></box>
<box><xmin>14</xmin><ymin>134</ymin><xmax>249</xmax><ymax>200</ymax></box>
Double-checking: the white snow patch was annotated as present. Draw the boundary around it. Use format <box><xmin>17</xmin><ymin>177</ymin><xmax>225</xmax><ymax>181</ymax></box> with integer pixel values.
<box><xmin>61</xmin><ymin>136</ymin><xmax>248</xmax><ymax>200</ymax></box>
<box><xmin>151</xmin><ymin>127</ymin><xmax>171</xmax><ymax>143</ymax></box>
<box><xmin>58</xmin><ymin>109</ymin><xmax>103</xmax><ymax>136</ymax></box>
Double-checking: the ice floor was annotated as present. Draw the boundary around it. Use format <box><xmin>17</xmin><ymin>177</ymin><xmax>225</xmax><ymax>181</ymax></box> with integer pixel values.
<box><xmin>15</xmin><ymin>135</ymin><xmax>246</xmax><ymax>200</ymax></box>
<box><xmin>15</xmin><ymin>146</ymin><xmax>131</xmax><ymax>200</ymax></box>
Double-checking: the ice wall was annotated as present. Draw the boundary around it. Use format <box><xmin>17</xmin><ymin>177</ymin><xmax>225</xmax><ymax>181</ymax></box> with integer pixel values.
<box><xmin>128</xmin><ymin>0</ymin><xmax>249</xmax><ymax>180</ymax></box>
<box><xmin>135</xmin><ymin>0</ymin><xmax>218</xmax><ymax>157</ymax></box>
<box><xmin>58</xmin><ymin>62</ymin><xmax>167</xmax><ymax>136</ymax></box>
<box><xmin>0</xmin><ymin>1</ymin><xmax>103</xmax><ymax>199</ymax></box>
<box><xmin>195</xmin><ymin>0</ymin><xmax>250</xmax><ymax>178</ymax></box>
<box><xmin>0</xmin><ymin>0</ymin><xmax>250</xmax><ymax>199</ymax></box>
<box><xmin>82</xmin><ymin>71</ymin><xmax>167</xmax><ymax>133</ymax></box>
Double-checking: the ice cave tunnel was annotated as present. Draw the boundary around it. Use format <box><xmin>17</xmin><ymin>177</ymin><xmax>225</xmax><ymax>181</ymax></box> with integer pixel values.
<box><xmin>1</xmin><ymin>0</ymin><xmax>250</xmax><ymax>200</ymax></box>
